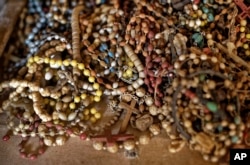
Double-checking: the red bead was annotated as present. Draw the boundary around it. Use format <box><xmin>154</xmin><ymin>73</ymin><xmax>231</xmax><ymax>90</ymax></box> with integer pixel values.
<box><xmin>29</xmin><ymin>154</ymin><xmax>37</xmax><ymax>160</ymax></box>
<box><xmin>193</xmin><ymin>0</ymin><xmax>200</xmax><ymax>5</ymax></box>
<box><xmin>45</xmin><ymin>122</ymin><xmax>53</xmax><ymax>127</ymax></box>
<box><xmin>2</xmin><ymin>135</ymin><xmax>10</xmax><ymax>141</ymax></box>
<box><xmin>20</xmin><ymin>152</ymin><xmax>27</xmax><ymax>159</ymax></box>
<box><xmin>38</xmin><ymin>147</ymin><xmax>46</xmax><ymax>154</ymax></box>
<box><xmin>80</xmin><ymin>133</ymin><xmax>87</xmax><ymax>140</ymax></box>
<box><xmin>66</xmin><ymin>129</ymin><xmax>73</xmax><ymax>135</ymax></box>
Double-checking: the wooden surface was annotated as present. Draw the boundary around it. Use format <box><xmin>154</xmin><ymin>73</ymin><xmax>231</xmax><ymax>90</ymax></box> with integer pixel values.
<box><xmin>0</xmin><ymin>0</ymin><xmax>26</xmax><ymax>56</ymax></box>
<box><xmin>0</xmin><ymin>120</ymin><xmax>214</xmax><ymax>165</ymax></box>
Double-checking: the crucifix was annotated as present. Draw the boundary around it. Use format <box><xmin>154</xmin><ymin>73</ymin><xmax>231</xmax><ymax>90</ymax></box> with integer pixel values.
<box><xmin>90</xmin><ymin>129</ymin><xmax>134</xmax><ymax>147</ymax></box>
<box><xmin>118</xmin><ymin>99</ymin><xmax>140</xmax><ymax>133</ymax></box>
<box><xmin>234</xmin><ymin>0</ymin><xmax>250</xmax><ymax>19</ymax></box>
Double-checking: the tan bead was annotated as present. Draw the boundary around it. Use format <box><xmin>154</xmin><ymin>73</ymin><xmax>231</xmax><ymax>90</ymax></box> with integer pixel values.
<box><xmin>135</xmin><ymin>88</ymin><xmax>146</xmax><ymax>97</ymax></box>
<box><xmin>139</xmin><ymin>134</ymin><xmax>150</xmax><ymax>145</ymax></box>
<box><xmin>93</xmin><ymin>141</ymin><xmax>104</xmax><ymax>151</ymax></box>
<box><xmin>149</xmin><ymin>124</ymin><xmax>161</xmax><ymax>136</ymax></box>
<box><xmin>107</xmin><ymin>143</ymin><xmax>119</xmax><ymax>153</ymax></box>
<box><xmin>123</xmin><ymin>140</ymin><xmax>136</xmax><ymax>151</ymax></box>
<box><xmin>149</xmin><ymin>105</ymin><xmax>158</xmax><ymax>116</ymax></box>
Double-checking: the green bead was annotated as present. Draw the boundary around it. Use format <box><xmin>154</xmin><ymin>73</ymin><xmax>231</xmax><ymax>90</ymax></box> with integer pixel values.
<box><xmin>199</xmin><ymin>74</ymin><xmax>206</xmax><ymax>81</ymax></box>
<box><xmin>206</xmin><ymin>101</ymin><xmax>218</xmax><ymax>112</ymax></box>
<box><xmin>202</xmin><ymin>6</ymin><xmax>209</xmax><ymax>14</ymax></box>
<box><xmin>207</xmin><ymin>13</ymin><xmax>214</xmax><ymax>22</ymax></box>
<box><xmin>231</xmin><ymin>136</ymin><xmax>239</xmax><ymax>143</ymax></box>
<box><xmin>192</xmin><ymin>33</ymin><xmax>203</xmax><ymax>43</ymax></box>
<box><xmin>234</xmin><ymin>116</ymin><xmax>241</xmax><ymax>125</ymax></box>
<box><xmin>217</xmin><ymin>126</ymin><xmax>223</xmax><ymax>132</ymax></box>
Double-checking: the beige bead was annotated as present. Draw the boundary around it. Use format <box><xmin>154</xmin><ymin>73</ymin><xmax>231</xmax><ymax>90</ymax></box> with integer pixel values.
<box><xmin>107</xmin><ymin>143</ymin><xmax>119</xmax><ymax>153</ymax></box>
<box><xmin>93</xmin><ymin>141</ymin><xmax>104</xmax><ymax>151</ymax></box>
<box><xmin>136</xmin><ymin>88</ymin><xmax>146</xmax><ymax>97</ymax></box>
<box><xmin>149</xmin><ymin>124</ymin><xmax>161</xmax><ymax>136</ymax></box>
<box><xmin>139</xmin><ymin>134</ymin><xmax>150</xmax><ymax>145</ymax></box>
<box><xmin>44</xmin><ymin>136</ymin><xmax>54</xmax><ymax>146</ymax></box>
<box><xmin>145</xmin><ymin>96</ymin><xmax>154</xmax><ymax>106</ymax></box>
<box><xmin>58</xmin><ymin>112</ymin><xmax>67</xmax><ymax>121</ymax></box>
<box><xmin>68</xmin><ymin>112</ymin><xmax>77</xmax><ymax>121</ymax></box>
<box><xmin>123</xmin><ymin>140</ymin><xmax>135</xmax><ymax>151</ymax></box>
<box><xmin>55</xmin><ymin>135</ymin><xmax>67</xmax><ymax>146</ymax></box>
<box><xmin>149</xmin><ymin>105</ymin><xmax>158</xmax><ymax>116</ymax></box>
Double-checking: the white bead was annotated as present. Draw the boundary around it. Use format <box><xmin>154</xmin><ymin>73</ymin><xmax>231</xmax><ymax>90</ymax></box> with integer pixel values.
<box><xmin>195</xmin><ymin>19</ymin><xmax>201</xmax><ymax>26</ymax></box>
<box><xmin>45</xmin><ymin>71</ymin><xmax>53</xmax><ymax>80</ymax></box>
<box><xmin>189</xmin><ymin>20</ymin><xmax>195</xmax><ymax>27</ymax></box>
<box><xmin>193</xmin><ymin>4</ymin><xmax>198</xmax><ymax>10</ymax></box>
<box><xmin>68</xmin><ymin>112</ymin><xmax>77</xmax><ymax>121</ymax></box>
<box><xmin>145</xmin><ymin>96</ymin><xmax>154</xmax><ymax>106</ymax></box>
<box><xmin>112</xmin><ymin>82</ymin><xmax>119</xmax><ymax>88</ymax></box>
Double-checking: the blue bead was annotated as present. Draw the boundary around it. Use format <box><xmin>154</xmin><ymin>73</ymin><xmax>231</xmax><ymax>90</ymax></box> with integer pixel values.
<box><xmin>100</xmin><ymin>43</ymin><xmax>108</xmax><ymax>51</ymax></box>
<box><xmin>109</xmin><ymin>67</ymin><xmax>115</xmax><ymax>72</ymax></box>
<box><xmin>108</xmin><ymin>51</ymin><xmax>114</xmax><ymax>58</ymax></box>
<box><xmin>104</xmin><ymin>57</ymin><xmax>109</xmax><ymax>64</ymax></box>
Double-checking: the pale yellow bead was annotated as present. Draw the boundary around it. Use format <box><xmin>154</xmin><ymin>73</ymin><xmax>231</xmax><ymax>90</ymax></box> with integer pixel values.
<box><xmin>83</xmin><ymin>69</ymin><xmax>90</xmax><ymax>76</ymax></box>
<box><xmin>50</xmin><ymin>59</ymin><xmax>55</xmax><ymax>65</ymax></box>
<box><xmin>90</xmin><ymin>108</ymin><xmax>97</xmax><ymax>114</ymax></box>
<box><xmin>240</xmin><ymin>26</ymin><xmax>246</xmax><ymax>33</ymax></box>
<box><xmin>78</xmin><ymin>63</ymin><xmax>85</xmax><ymax>70</ymax></box>
<box><xmin>96</xmin><ymin>90</ymin><xmax>102</xmax><ymax>97</ymax></box>
<box><xmin>81</xmin><ymin>93</ymin><xmax>87</xmax><ymax>100</ymax></box>
<box><xmin>245</xmin><ymin>50</ymin><xmax>250</xmax><ymax>56</ymax></box>
<box><xmin>28</xmin><ymin>57</ymin><xmax>34</xmax><ymax>63</ymax></box>
<box><xmin>70</xmin><ymin>60</ymin><xmax>77</xmax><ymax>67</ymax></box>
<box><xmin>246</xmin><ymin>34</ymin><xmax>250</xmax><ymax>39</ymax></box>
<box><xmin>122</xmin><ymin>72</ymin><xmax>128</xmax><ymax>78</ymax></box>
<box><xmin>44</xmin><ymin>57</ymin><xmax>50</xmax><ymax>64</ymax></box>
<box><xmin>243</xmin><ymin>44</ymin><xmax>249</xmax><ymax>49</ymax></box>
<box><xmin>84</xmin><ymin>109</ymin><xmax>90</xmax><ymax>115</ymax></box>
<box><xmin>94</xmin><ymin>112</ymin><xmax>101</xmax><ymax>119</ymax></box>
<box><xmin>88</xmin><ymin>76</ymin><xmax>95</xmax><ymax>83</ymax></box>
<box><xmin>74</xmin><ymin>96</ymin><xmax>81</xmax><ymax>103</ymax></box>
<box><xmin>90</xmin><ymin>116</ymin><xmax>97</xmax><ymax>123</ymax></box>
<box><xmin>33</xmin><ymin>56</ymin><xmax>39</xmax><ymax>63</ymax></box>
<box><xmin>69</xmin><ymin>102</ymin><xmax>76</xmax><ymax>109</ymax></box>
<box><xmin>56</xmin><ymin>60</ymin><xmax>62</xmax><ymax>66</ymax></box>
<box><xmin>93</xmin><ymin>83</ymin><xmax>100</xmax><ymax>90</ymax></box>
<box><xmin>94</xmin><ymin>96</ymin><xmax>101</xmax><ymax>102</ymax></box>
<box><xmin>63</xmin><ymin>59</ymin><xmax>70</xmax><ymax>66</ymax></box>
<box><xmin>126</xmin><ymin>69</ymin><xmax>133</xmax><ymax>77</ymax></box>
<box><xmin>128</xmin><ymin>61</ymin><xmax>134</xmax><ymax>67</ymax></box>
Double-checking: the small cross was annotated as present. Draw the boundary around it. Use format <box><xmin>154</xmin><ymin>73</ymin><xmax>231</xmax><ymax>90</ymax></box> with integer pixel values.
<box><xmin>118</xmin><ymin>99</ymin><xmax>140</xmax><ymax>133</ymax></box>
<box><xmin>234</xmin><ymin>0</ymin><xmax>250</xmax><ymax>19</ymax></box>
<box><xmin>91</xmin><ymin>129</ymin><xmax>134</xmax><ymax>147</ymax></box>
